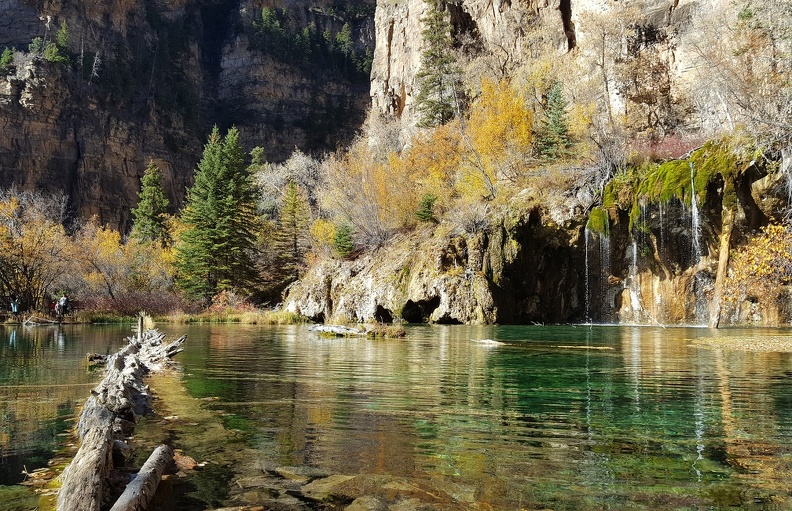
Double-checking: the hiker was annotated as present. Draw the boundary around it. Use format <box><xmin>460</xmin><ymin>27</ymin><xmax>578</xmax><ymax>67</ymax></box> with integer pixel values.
<box><xmin>10</xmin><ymin>296</ymin><xmax>19</xmax><ymax>320</ymax></box>
<box><xmin>56</xmin><ymin>295</ymin><xmax>68</xmax><ymax>317</ymax></box>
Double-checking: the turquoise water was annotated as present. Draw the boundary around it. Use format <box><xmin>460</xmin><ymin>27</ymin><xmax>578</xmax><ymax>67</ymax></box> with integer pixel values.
<box><xmin>166</xmin><ymin>324</ymin><xmax>792</xmax><ymax>510</ymax></box>
<box><xmin>2</xmin><ymin>324</ymin><xmax>792</xmax><ymax>509</ymax></box>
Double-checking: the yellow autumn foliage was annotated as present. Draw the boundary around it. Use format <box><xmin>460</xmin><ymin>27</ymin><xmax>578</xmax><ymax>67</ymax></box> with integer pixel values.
<box><xmin>468</xmin><ymin>77</ymin><xmax>534</xmax><ymax>162</ymax></box>
<box><xmin>723</xmin><ymin>223</ymin><xmax>792</xmax><ymax>305</ymax></box>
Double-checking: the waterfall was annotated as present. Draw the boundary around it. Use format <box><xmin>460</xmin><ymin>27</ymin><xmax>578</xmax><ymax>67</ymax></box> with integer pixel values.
<box><xmin>584</xmin><ymin>229</ymin><xmax>591</xmax><ymax>324</ymax></box>
<box><xmin>658</xmin><ymin>201</ymin><xmax>665</xmax><ymax>260</ymax></box>
<box><xmin>600</xmin><ymin>234</ymin><xmax>611</xmax><ymax>320</ymax></box>
<box><xmin>628</xmin><ymin>240</ymin><xmax>643</xmax><ymax>322</ymax></box>
<box><xmin>689</xmin><ymin>162</ymin><xmax>702</xmax><ymax>264</ymax></box>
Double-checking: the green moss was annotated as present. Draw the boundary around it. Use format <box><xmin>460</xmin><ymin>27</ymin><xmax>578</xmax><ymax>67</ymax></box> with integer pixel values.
<box><xmin>602</xmin><ymin>182</ymin><xmax>618</xmax><ymax>209</ymax></box>
<box><xmin>586</xmin><ymin>207</ymin><xmax>610</xmax><ymax>236</ymax></box>
<box><xmin>628</xmin><ymin>201</ymin><xmax>642</xmax><ymax>232</ymax></box>
<box><xmin>634</xmin><ymin>139</ymin><xmax>741</xmax><ymax>211</ymax></box>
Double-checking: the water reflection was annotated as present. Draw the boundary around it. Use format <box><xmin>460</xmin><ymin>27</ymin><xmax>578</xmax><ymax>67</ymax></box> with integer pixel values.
<box><xmin>0</xmin><ymin>324</ymin><xmax>129</xmax><ymax>485</ymax></box>
<box><xmin>165</xmin><ymin>324</ymin><xmax>792</xmax><ymax>510</ymax></box>
<box><xmin>3</xmin><ymin>323</ymin><xmax>792</xmax><ymax>510</ymax></box>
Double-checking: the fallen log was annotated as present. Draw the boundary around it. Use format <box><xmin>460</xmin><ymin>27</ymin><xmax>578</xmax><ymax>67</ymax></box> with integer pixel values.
<box><xmin>57</xmin><ymin>328</ymin><xmax>186</xmax><ymax>511</ymax></box>
<box><xmin>109</xmin><ymin>444</ymin><xmax>174</xmax><ymax>511</ymax></box>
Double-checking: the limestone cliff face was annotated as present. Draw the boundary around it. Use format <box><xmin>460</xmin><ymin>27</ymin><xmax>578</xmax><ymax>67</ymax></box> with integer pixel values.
<box><xmin>370</xmin><ymin>0</ymin><xmax>733</xmax><ymax>129</ymax></box>
<box><xmin>0</xmin><ymin>0</ymin><xmax>374</xmax><ymax>228</ymax></box>
<box><xmin>285</xmin><ymin>207</ymin><xmax>586</xmax><ymax>324</ymax></box>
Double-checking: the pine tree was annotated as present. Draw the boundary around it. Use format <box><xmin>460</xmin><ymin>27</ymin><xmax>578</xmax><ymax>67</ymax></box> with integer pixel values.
<box><xmin>536</xmin><ymin>81</ymin><xmax>571</xmax><ymax>160</ymax></box>
<box><xmin>414</xmin><ymin>0</ymin><xmax>462</xmax><ymax>127</ymax></box>
<box><xmin>0</xmin><ymin>48</ymin><xmax>13</xmax><ymax>75</ymax></box>
<box><xmin>131</xmin><ymin>161</ymin><xmax>170</xmax><ymax>246</ymax></box>
<box><xmin>273</xmin><ymin>180</ymin><xmax>309</xmax><ymax>283</ymax></box>
<box><xmin>334</xmin><ymin>223</ymin><xmax>354</xmax><ymax>259</ymax></box>
<box><xmin>175</xmin><ymin>126</ymin><xmax>259</xmax><ymax>301</ymax></box>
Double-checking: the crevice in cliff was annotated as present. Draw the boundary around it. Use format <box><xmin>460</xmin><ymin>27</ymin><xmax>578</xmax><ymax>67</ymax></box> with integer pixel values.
<box><xmin>200</xmin><ymin>0</ymin><xmax>238</xmax><ymax>129</ymax></box>
<box><xmin>375</xmin><ymin>305</ymin><xmax>394</xmax><ymax>323</ymax></box>
<box><xmin>447</xmin><ymin>3</ymin><xmax>480</xmax><ymax>49</ymax></box>
<box><xmin>402</xmin><ymin>297</ymin><xmax>440</xmax><ymax>323</ymax></box>
<box><xmin>559</xmin><ymin>0</ymin><xmax>576</xmax><ymax>51</ymax></box>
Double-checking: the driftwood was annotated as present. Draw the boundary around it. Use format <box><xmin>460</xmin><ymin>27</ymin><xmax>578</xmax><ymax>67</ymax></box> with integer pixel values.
<box><xmin>109</xmin><ymin>444</ymin><xmax>174</xmax><ymax>511</ymax></box>
<box><xmin>309</xmin><ymin>324</ymin><xmax>367</xmax><ymax>336</ymax></box>
<box><xmin>57</xmin><ymin>329</ymin><xmax>186</xmax><ymax>511</ymax></box>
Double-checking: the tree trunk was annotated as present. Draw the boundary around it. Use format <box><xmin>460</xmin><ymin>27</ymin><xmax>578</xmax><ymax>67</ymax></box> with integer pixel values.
<box><xmin>57</xmin><ymin>329</ymin><xmax>185</xmax><ymax>511</ymax></box>
<box><xmin>109</xmin><ymin>445</ymin><xmax>174</xmax><ymax>511</ymax></box>
<box><xmin>709</xmin><ymin>207</ymin><xmax>735</xmax><ymax>328</ymax></box>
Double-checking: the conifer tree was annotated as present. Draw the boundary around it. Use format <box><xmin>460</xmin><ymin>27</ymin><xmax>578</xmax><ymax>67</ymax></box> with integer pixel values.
<box><xmin>273</xmin><ymin>180</ymin><xmax>309</xmax><ymax>283</ymax></box>
<box><xmin>415</xmin><ymin>0</ymin><xmax>462</xmax><ymax>127</ymax></box>
<box><xmin>131</xmin><ymin>161</ymin><xmax>170</xmax><ymax>246</ymax></box>
<box><xmin>175</xmin><ymin>126</ymin><xmax>259</xmax><ymax>302</ymax></box>
<box><xmin>334</xmin><ymin>223</ymin><xmax>354</xmax><ymax>259</ymax></box>
<box><xmin>536</xmin><ymin>81</ymin><xmax>571</xmax><ymax>159</ymax></box>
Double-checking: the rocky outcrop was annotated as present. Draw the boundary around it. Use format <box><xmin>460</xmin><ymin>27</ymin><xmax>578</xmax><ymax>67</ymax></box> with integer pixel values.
<box><xmin>370</xmin><ymin>0</ymin><xmax>558</xmax><ymax>124</ymax></box>
<box><xmin>284</xmin><ymin>228</ymin><xmax>498</xmax><ymax>324</ymax></box>
<box><xmin>285</xmin><ymin>205</ymin><xmax>587</xmax><ymax>324</ymax></box>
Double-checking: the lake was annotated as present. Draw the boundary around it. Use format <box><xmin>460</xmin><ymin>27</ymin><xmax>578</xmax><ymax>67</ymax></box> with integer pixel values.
<box><xmin>1</xmin><ymin>324</ymin><xmax>791</xmax><ymax>510</ymax></box>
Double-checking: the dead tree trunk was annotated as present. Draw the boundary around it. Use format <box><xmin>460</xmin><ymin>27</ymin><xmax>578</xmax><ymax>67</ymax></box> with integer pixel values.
<box><xmin>57</xmin><ymin>329</ymin><xmax>186</xmax><ymax>511</ymax></box>
<box><xmin>109</xmin><ymin>444</ymin><xmax>174</xmax><ymax>511</ymax></box>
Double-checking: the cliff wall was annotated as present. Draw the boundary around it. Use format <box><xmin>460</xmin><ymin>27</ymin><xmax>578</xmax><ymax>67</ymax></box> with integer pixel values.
<box><xmin>370</xmin><ymin>0</ymin><xmax>733</xmax><ymax>131</ymax></box>
<box><xmin>0</xmin><ymin>0</ymin><xmax>374</xmax><ymax>229</ymax></box>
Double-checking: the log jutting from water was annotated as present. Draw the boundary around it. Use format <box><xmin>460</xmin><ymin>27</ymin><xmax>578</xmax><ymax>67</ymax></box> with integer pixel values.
<box><xmin>57</xmin><ymin>328</ymin><xmax>186</xmax><ymax>511</ymax></box>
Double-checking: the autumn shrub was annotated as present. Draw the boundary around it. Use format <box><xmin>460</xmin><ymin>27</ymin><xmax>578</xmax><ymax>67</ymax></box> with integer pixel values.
<box><xmin>396</xmin><ymin>122</ymin><xmax>461</xmax><ymax>210</ymax></box>
<box><xmin>724</xmin><ymin>224</ymin><xmax>792</xmax><ymax>307</ymax></box>
<box><xmin>78</xmin><ymin>291</ymin><xmax>188</xmax><ymax>317</ymax></box>
<box><xmin>309</xmin><ymin>218</ymin><xmax>337</xmax><ymax>256</ymax></box>
<box><xmin>320</xmin><ymin>144</ymin><xmax>398</xmax><ymax>247</ymax></box>
<box><xmin>628</xmin><ymin>134</ymin><xmax>706</xmax><ymax>164</ymax></box>
<box><xmin>208</xmin><ymin>290</ymin><xmax>259</xmax><ymax>314</ymax></box>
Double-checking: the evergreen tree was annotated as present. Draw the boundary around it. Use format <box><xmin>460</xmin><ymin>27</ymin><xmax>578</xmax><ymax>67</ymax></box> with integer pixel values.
<box><xmin>536</xmin><ymin>81</ymin><xmax>571</xmax><ymax>159</ymax></box>
<box><xmin>415</xmin><ymin>193</ymin><xmax>437</xmax><ymax>223</ymax></box>
<box><xmin>130</xmin><ymin>161</ymin><xmax>170</xmax><ymax>246</ymax></box>
<box><xmin>175</xmin><ymin>126</ymin><xmax>259</xmax><ymax>301</ymax></box>
<box><xmin>414</xmin><ymin>0</ymin><xmax>462</xmax><ymax>127</ymax></box>
<box><xmin>273</xmin><ymin>180</ymin><xmax>309</xmax><ymax>282</ymax></box>
<box><xmin>334</xmin><ymin>223</ymin><xmax>354</xmax><ymax>259</ymax></box>
<box><xmin>0</xmin><ymin>48</ymin><xmax>13</xmax><ymax>75</ymax></box>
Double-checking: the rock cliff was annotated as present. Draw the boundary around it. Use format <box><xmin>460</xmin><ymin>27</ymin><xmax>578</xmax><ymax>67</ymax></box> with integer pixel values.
<box><xmin>370</xmin><ymin>0</ymin><xmax>733</xmax><ymax>130</ymax></box>
<box><xmin>0</xmin><ymin>0</ymin><xmax>374</xmax><ymax>229</ymax></box>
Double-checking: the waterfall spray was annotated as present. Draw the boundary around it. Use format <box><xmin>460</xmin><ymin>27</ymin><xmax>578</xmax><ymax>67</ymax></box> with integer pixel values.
<box><xmin>629</xmin><ymin>240</ymin><xmax>643</xmax><ymax>321</ymax></box>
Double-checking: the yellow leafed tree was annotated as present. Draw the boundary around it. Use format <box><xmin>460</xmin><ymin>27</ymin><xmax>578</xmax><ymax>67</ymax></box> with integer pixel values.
<box><xmin>0</xmin><ymin>190</ymin><xmax>71</xmax><ymax>312</ymax></box>
<box><xmin>462</xmin><ymin>77</ymin><xmax>533</xmax><ymax>199</ymax></box>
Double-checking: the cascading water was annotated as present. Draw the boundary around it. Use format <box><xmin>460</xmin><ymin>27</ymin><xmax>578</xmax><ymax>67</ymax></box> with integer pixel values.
<box><xmin>600</xmin><ymin>234</ymin><xmax>612</xmax><ymax>321</ymax></box>
<box><xmin>689</xmin><ymin>161</ymin><xmax>710</xmax><ymax>324</ymax></box>
<box><xmin>689</xmin><ymin>162</ymin><xmax>702</xmax><ymax>264</ymax></box>
<box><xmin>628</xmin><ymin>240</ymin><xmax>643</xmax><ymax>322</ymax></box>
<box><xmin>584</xmin><ymin>229</ymin><xmax>591</xmax><ymax>324</ymax></box>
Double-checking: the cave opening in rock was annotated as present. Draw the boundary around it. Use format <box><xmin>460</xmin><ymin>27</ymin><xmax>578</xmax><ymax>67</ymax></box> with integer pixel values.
<box><xmin>559</xmin><ymin>0</ymin><xmax>576</xmax><ymax>50</ymax></box>
<box><xmin>401</xmin><ymin>297</ymin><xmax>441</xmax><ymax>323</ymax></box>
<box><xmin>375</xmin><ymin>306</ymin><xmax>394</xmax><ymax>324</ymax></box>
<box><xmin>434</xmin><ymin>315</ymin><xmax>462</xmax><ymax>325</ymax></box>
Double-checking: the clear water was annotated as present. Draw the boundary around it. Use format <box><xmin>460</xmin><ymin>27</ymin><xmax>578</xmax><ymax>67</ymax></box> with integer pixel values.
<box><xmin>0</xmin><ymin>325</ymin><xmax>129</xmax><ymax>488</ymax></box>
<box><xmin>4</xmin><ymin>323</ymin><xmax>792</xmax><ymax>510</ymax></box>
